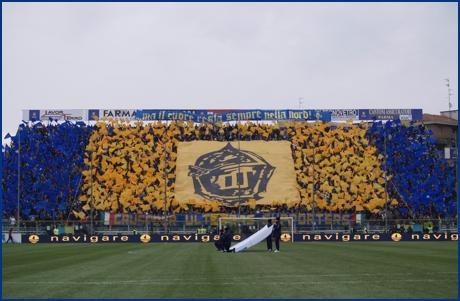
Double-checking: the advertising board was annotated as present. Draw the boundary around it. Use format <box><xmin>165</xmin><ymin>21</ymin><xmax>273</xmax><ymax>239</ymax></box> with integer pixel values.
<box><xmin>21</xmin><ymin>232</ymin><xmax>457</xmax><ymax>243</ymax></box>
<box><xmin>21</xmin><ymin>108</ymin><xmax>424</xmax><ymax>122</ymax></box>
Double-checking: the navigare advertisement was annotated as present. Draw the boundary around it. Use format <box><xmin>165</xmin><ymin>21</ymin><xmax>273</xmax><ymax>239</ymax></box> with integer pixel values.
<box><xmin>21</xmin><ymin>232</ymin><xmax>457</xmax><ymax>243</ymax></box>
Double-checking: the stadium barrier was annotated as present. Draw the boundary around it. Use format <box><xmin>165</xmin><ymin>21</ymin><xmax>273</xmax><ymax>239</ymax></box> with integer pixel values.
<box><xmin>20</xmin><ymin>231</ymin><xmax>458</xmax><ymax>244</ymax></box>
<box><xmin>4</xmin><ymin>218</ymin><xmax>458</xmax><ymax>237</ymax></box>
<box><xmin>1</xmin><ymin>233</ymin><xmax>22</xmax><ymax>244</ymax></box>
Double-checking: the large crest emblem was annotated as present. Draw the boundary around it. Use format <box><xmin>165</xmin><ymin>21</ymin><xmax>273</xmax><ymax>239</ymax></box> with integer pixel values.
<box><xmin>188</xmin><ymin>143</ymin><xmax>275</xmax><ymax>205</ymax></box>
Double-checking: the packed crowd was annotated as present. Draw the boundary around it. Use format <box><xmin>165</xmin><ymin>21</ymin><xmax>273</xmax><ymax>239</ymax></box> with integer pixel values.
<box><xmin>2</xmin><ymin>120</ymin><xmax>93</xmax><ymax>221</ymax></box>
<box><xmin>367</xmin><ymin>119</ymin><xmax>456</xmax><ymax>219</ymax></box>
<box><xmin>2</xmin><ymin>117</ymin><xmax>456</xmax><ymax>222</ymax></box>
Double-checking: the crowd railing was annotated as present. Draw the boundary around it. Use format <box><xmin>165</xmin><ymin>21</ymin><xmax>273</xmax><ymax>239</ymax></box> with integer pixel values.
<box><xmin>2</xmin><ymin>218</ymin><xmax>458</xmax><ymax>235</ymax></box>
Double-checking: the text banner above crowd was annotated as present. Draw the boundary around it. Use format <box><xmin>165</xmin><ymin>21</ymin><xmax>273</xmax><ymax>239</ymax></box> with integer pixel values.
<box><xmin>21</xmin><ymin>109</ymin><xmax>423</xmax><ymax>123</ymax></box>
<box><xmin>135</xmin><ymin>109</ymin><xmax>332</xmax><ymax>122</ymax></box>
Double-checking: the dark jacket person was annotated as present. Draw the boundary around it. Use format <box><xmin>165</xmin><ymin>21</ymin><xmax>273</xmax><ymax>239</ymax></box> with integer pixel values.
<box><xmin>273</xmin><ymin>217</ymin><xmax>282</xmax><ymax>252</ymax></box>
<box><xmin>214</xmin><ymin>229</ymin><xmax>224</xmax><ymax>251</ymax></box>
<box><xmin>266</xmin><ymin>219</ymin><xmax>273</xmax><ymax>251</ymax></box>
<box><xmin>221</xmin><ymin>227</ymin><xmax>232</xmax><ymax>252</ymax></box>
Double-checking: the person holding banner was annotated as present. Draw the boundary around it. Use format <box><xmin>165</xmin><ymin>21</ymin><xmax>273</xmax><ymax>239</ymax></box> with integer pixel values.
<box><xmin>273</xmin><ymin>217</ymin><xmax>282</xmax><ymax>252</ymax></box>
<box><xmin>221</xmin><ymin>227</ymin><xmax>233</xmax><ymax>253</ymax></box>
<box><xmin>214</xmin><ymin>229</ymin><xmax>224</xmax><ymax>251</ymax></box>
<box><xmin>266</xmin><ymin>219</ymin><xmax>273</xmax><ymax>251</ymax></box>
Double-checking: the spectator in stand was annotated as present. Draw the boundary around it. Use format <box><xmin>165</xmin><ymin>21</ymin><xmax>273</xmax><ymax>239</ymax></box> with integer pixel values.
<box><xmin>399</xmin><ymin>224</ymin><xmax>405</xmax><ymax>234</ymax></box>
<box><xmin>390</xmin><ymin>225</ymin><xmax>398</xmax><ymax>234</ymax></box>
<box><xmin>2</xmin><ymin>120</ymin><xmax>93</xmax><ymax>221</ymax></box>
<box><xmin>1</xmin><ymin>116</ymin><xmax>456</xmax><ymax>222</ymax></box>
<box><xmin>9</xmin><ymin>216</ymin><xmax>15</xmax><ymax>227</ymax></box>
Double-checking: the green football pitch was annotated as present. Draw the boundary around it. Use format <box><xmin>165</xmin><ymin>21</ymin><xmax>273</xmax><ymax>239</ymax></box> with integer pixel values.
<box><xmin>2</xmin><ymin>241</ymin><xmax>458</xmax><ymax>299</ymax></box>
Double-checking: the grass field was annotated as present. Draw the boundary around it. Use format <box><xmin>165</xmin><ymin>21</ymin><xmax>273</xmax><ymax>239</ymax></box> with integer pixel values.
<box><xmin>2</xmin><ymin>241</ymin><xmax>458</xmax><ymax>299</ymax></box>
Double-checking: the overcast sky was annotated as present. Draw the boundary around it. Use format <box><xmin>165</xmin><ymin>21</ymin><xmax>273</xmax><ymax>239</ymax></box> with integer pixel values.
<box><xmin>2</xmin><ymin>2</ymin><xmax>458</xmax><ymax>144</ymax></box>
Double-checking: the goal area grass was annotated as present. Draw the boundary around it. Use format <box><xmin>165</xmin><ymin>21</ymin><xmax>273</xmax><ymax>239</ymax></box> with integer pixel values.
<box><xmin>2</xmin><ymin>241</ymin><xmax>457</xmax><ymax>299</ymax></box>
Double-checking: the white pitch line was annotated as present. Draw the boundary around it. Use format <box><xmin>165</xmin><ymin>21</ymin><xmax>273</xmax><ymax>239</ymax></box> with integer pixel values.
<box><xmin>73</xmin><ymin>271</ymin><xmax>453</xmax><ymax>282</ymax></box>
<box><xmin>4</xmin><ymin>271</ymin><xmax>457</xmax><ymax>285</ymax></box>
<box><xmin>3</xmin><ymin>279</ymin><xmax>456</xmax><ymax>285</ymax></box>
<box><xmin>4</xmin><ymin>272</ymin><xmax>457</xmax><ymax>286</ymax></box>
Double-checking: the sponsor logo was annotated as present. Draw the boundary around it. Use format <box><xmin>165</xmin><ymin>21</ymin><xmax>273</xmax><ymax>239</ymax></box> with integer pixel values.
<box><xmin>188</xmin><ymin>143</ymin><xmax>275</xmax><ymax>205</ymax></box>
<box><xmin>399</xmin><ymin>233</ymin><xmax>458</xmax><ymax>241</ymax></box>
<box><xmin>281</xmin><ymin>233</ymin><xmax>291</xmax><ymax>242</ymax></box>
<box><xmin>330</xmin><ymin>109</ymin><xmax>358</xmax><ymax>117</ymax></box>
<box><xmin>317</xmin><ymin>109</ymin><xmax>358</xmax><ymax>116</ymax></box>
<box><xmin>317</xmin><ymin>109</ymin><xmax>357</xmax><ymax>121</ymax></box>
<box><xmin>103</xmin><ymin>110</ymin><xmax>137</xmax><ymax>119</ymax></box>
<box><xmin>140</xmin><ymin>234</ymin><xmax>151</xmax><ymax>243</ymax></box>
<box><xmin>391</xmin><ymin>233</ymin><xmax>402</xmax><ymax>242</ymax></box>
<box><xmin>298</xmin><ymin>232</ymin><xmax>458</xmax><ymax>242</ymax></box>
<box><xmin>46</xmin><ymin>235</ymin><xmax>130</xmax><ymax>243</ymax></box>
<box><xmin>24</xmin><ymin>234</ymin><xmax>242</xmax><ymax>243</ymax></box>
<box><xmin>30</xmin><ymin>110</ymin><xmax>40</xmax><ymax>121</ymax></box>
<box><xmin>29</xmin><ymin>235</ymin><xmax>39</xmax><ymax>243</ymax></box>
<box><xmin>400</xmin><ymin>115</ymin><xmax>412</xmax><ymax>120</ymax></box>
<box><xmin>369</xmin><ymin>114</ymin><xmax>400</xmax><ymax>120</ymax></box>
<box><xmin>40</xmin><ymin>110</ymin><xmax>84</xmax><ymax>121</ymax></box>
<box><xmin>369</xmin><ymin>109</ymin><xmax>412</xmax><ymax>115</ymax></box>
<box><xmin>88</xmin><ymin>110</ymin><xmax>100</xmax><ymax>121</ymax></box>
<box><xmin>159</xmin><ymin>234</ymin><xmax>241</xmax><ymax>242</ymax></box>
<box><xmin>301</xmin><ymin>233</ymin><xmax>382</xmax><ymax>242</ymax></box>
<box><xmin>41</xmin><ymin>110</ymin><xmax>71</xmax><ymax>120</ymax></box>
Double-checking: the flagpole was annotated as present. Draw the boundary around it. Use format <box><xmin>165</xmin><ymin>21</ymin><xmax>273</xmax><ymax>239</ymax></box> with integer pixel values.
<box><xmin>384</xmin><ymin>124</ymin><xmax>388</xmax><ymax>233</ymax></box>
<box><xmin>312</xmin><ymin>126</ymin><xmax>316</xmax><ymax>232</ymax></box>
<box><xmin>238</xmin><ymin>116</ymin><xmax>241</xmax><ymax>216</ymax></box>
<box><xmin>164</xmin><ymin>127</ymin><xmax>169</xmax><ymax>234</ymax></box>
<box><xmin>17</xmin><ymin>127</ymin><xmax>21</xmax><ymax>233</ymax></box>
<box><xmin>164</xmin><ymin>142</ymin><xmax>167</xmax><ymax>234</ymax></box>
<box><xmin>90</xmin><ymin>146</ymin><xmax>93</xmax><ymax>235</ymax></box>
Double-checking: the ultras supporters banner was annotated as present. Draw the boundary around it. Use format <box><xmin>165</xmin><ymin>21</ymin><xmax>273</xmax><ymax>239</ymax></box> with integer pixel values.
<box><xmin>175</xmin><ymin>141</ymin><xmax>300</xmax><ymax>206</ymax></box>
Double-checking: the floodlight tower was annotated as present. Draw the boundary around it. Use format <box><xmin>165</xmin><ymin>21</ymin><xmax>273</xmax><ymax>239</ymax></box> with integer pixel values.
<box><xmin>299</xmin><ymin>98</ymin><xmax>304</xmax><ymax>110</ymax></box>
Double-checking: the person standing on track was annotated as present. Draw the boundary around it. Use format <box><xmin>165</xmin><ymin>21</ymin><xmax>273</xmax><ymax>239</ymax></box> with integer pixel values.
<box><xmin>266</xmin><ymin>219</ymin><xmax>273</xmax><ymax>251</ymax></box>
<box><xmin>6</xmin><ymin>228</ymin><xmax>14</xmax><ymax>243</ymax></box>
<box><xmin>273</xmin><ymin>217</ymin><xmax>282</xmax><ymax>252</ymax></box>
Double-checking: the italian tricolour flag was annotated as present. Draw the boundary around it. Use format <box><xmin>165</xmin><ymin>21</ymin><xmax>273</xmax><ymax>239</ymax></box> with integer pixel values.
<box><xmin>352</xmin><ymin>213</ymin><xmax>366</xmax><ymax>225</ymax></box>
<box><xmin>100</xmin><ymin>212</ymin><xmax>115</xmax><ymax>225</ymax></box>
